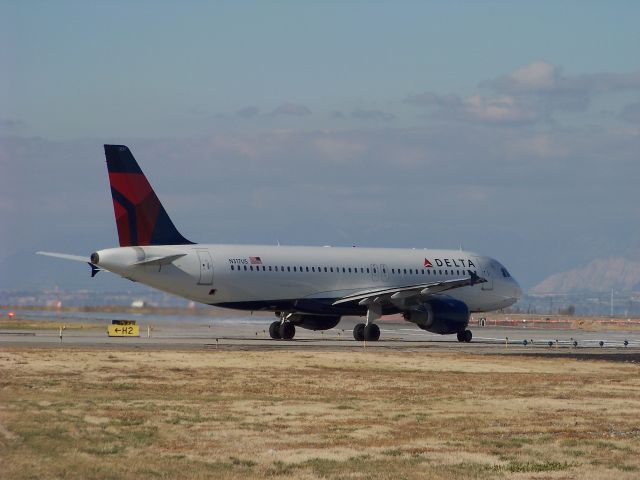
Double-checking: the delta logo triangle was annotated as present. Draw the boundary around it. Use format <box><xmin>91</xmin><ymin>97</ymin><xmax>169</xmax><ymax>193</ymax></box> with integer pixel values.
<box><xmin>424</xmin><ymin>258</ymin><xmax>433</xmax><ymax>268</ymax></box>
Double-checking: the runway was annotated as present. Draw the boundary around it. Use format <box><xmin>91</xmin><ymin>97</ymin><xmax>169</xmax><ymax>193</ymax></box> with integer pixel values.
<box><xmin>2</xmin><ymin>312</ymin><xmax>640</xmax><ymax>358</ymax></box>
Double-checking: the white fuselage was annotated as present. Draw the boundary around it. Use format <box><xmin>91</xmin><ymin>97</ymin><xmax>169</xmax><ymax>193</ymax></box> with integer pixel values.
<box><xmin>93</xmin><ymin>244</ymin><xmax>522</xmax><ymax>314</ymax></box>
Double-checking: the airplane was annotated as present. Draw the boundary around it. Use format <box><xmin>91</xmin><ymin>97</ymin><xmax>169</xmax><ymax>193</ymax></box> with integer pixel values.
<box><xmin>38</xmin><ymin>145</ymin><xmax>522</xmax><ymax>342</ymax></box>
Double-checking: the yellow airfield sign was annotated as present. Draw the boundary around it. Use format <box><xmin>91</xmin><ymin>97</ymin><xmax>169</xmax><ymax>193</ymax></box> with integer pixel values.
<box><xmin>108</xmin><ymin>320</ymin><xmax>139</xmax><ymax>337</ymax></box>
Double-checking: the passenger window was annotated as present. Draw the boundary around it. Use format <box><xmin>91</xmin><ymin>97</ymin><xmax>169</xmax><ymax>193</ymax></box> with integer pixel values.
<box><xmin>330</xmin><ymin>267</ymin><xmax>334</xmax><ymax>272</ymax></box>
<box><xmin>373</xmin><ymin>268</ymin><xmax>377</xmax><ymax>274</ymax></box>
<box><xmin>231</xmin><ymin>265</ymin><xmax>234</xmax><ymax>271</ymax></box>
<box><xmin>244</xmin><ymin>265</ymin><xmax>247</xmax><ymax>271</ymax></box>
<box><xmin>287</xmin><ymin>266</ymin><xmax>291</xmax><ymax>272</ymax></box>
<box><xmin>403</xmin><ymin>269</ymin><xmax>407</xmax><ymax>274</ymax></box>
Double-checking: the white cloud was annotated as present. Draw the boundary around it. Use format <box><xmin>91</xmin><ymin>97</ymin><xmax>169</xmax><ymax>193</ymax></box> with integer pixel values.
<box><xmin>407</xmin><ymin>62</ymin><xmax>640</xmax><ymax>127</ymax></box>
<box><xmin>405</xmin><ymin>92</ymin><xmax>542</xmax><ymax>125</ymax></box>
<box><xmin>487</xmin><ymin>60</ymin><xmax>640</xmax><ymax>95</ymax></box>
<box><xmin>464</xmin><ymin>95</ymin><xmax>540</xmax><ymax>124</ymax></box>
<box><xmin>490</xmin><ymin>60</ymin><xmax>559</xmax><ymax>92</ymax></box>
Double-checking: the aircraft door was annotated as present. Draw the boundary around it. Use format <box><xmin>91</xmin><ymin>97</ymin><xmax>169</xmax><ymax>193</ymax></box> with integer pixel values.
<box><xmin>380</xmin><ymin>264</ymin><xmax>389</xmax><ymax>281</ymax></box>
<box><xmin>473</xmin><ymin>257</ymin><xmax>493</xmax><ymax>291</ymax></box>
<box><xmin>371</xmin><ymin>264</ymin><xmax>379</xmax><ymax>282</ymax></box>
<box><xmin>196</xmin><ymin>250</ymin><xmax>214</xmax><ymax>285</ymax></box>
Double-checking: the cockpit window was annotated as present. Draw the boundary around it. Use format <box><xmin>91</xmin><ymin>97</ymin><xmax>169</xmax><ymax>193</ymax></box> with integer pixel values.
<box><xmin>501</xmin><ymin>267</ymin><xmax>511</xmax><ymax>278</ymax></box>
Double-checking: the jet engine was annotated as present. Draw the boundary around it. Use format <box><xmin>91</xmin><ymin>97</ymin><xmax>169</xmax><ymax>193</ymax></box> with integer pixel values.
<box><xmin>403</xmin><ymin>298</ymin><xmax>470</xmax><ymax>334</ymax></box>
<box><xmin>290</xmin><ymin>314</ymin><xmax>341</xmax><ymax>331</ymax></box>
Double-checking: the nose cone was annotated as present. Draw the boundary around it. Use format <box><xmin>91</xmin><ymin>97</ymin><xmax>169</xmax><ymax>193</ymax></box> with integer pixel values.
<box><xmin>513</xmin><ymin>278</ymin><xmax>523</xmax><ymax>300</ymax></box>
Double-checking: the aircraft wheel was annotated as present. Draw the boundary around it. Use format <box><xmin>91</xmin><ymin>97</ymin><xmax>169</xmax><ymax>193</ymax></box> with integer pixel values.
<box><xmin>353</xmin><ymin>323</ymin><xmax>365</xmax><ymax>341</ymax></box>
<box><xmin>364</xmin><ymin>324</ymin><xmax>380</xmax><ymax>341</ymax></box>
<box><xmin>463</xmin><ymin>330</ymin><xmax>472</xmax><ymax>343</ymax></box>
<box><xmin>456</xmin><ymin>331</ymin><xmax>465</xmax><ymax>342</ymax></box>
<box><xmin>269</xmin><ymin>321</ymin><xmax>281</xmax><ymax>339</ymax></box>
<box><xmin>280</xmin><ymin>322</ymin><xmax>296</xmax><ymax>340</ymax></box>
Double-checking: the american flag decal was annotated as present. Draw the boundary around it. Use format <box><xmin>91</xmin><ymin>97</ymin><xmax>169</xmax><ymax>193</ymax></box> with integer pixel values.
<box><xmin>250</xmin><ymin>256</ymin><xmax>262</xmax><ymax>265</ymax></box>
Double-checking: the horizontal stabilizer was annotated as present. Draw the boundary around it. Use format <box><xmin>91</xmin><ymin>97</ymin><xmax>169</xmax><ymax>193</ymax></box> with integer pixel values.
<box><xmin>37</xmin><ymin>251</ymin><xmax>90</xmax><ymax>263</ymax></box>
<box><xmin>37</xmin><ymin>251</ymin><xmax>102</xmax><ymax>278</ymax></box>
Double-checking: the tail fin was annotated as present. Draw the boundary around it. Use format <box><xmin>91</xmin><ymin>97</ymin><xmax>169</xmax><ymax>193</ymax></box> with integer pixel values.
<box><xmin>104</xmin><ymin>145</ymin><xmax>193</xmax><ymax>247</ymax></box>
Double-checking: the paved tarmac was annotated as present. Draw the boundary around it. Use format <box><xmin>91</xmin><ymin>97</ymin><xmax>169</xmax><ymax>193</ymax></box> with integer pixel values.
<box><xmin>2</xmin><ymin>315</ymin><xmax>640</xmax><ymax>359</ymax></box>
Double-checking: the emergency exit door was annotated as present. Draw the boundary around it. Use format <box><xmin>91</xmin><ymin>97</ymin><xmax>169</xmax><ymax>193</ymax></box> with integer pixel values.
<box><xmin>196</xmin><ymin>250</ymin><xmax>213</xmax><ymax>285</ymax></box>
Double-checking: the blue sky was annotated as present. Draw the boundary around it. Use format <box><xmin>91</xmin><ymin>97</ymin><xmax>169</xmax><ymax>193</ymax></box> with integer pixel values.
<box><xmin>1</xmin><ymin>1</ymin><xmax>640</xmax><ymax>291</ymax></box>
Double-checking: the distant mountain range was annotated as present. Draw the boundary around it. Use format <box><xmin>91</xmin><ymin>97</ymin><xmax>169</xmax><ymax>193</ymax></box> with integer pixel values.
<box><xmin>531</xmin><ymin>257</ymin><xmax>640</xmax><ymax>294</ymax></box>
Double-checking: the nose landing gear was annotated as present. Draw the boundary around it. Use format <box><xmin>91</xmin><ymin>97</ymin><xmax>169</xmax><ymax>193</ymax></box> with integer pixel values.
<box><xmin>457</xmin><ymin>330</ymin><xmax>473</xmax><ymax>343</ymax></box>
<box><xmin>269</xmin><ymin>313</ymin><xmax>296</xmax><ymax>340</ymax></box>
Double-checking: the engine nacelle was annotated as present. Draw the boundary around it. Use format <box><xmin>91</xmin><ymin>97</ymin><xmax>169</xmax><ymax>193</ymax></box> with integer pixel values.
<box><xmin>403</xmin><ymin>298</ymin><xmax>470</xmax><ymax>335</ymax></box>
<box><xmin>290</xmin><ymin>314</ymin><xmax>341</xmax><ymax>331</ymax></box>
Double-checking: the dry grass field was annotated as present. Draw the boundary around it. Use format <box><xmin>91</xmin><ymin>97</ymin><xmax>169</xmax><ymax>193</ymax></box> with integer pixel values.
<box><xmin>1</xmin><ymin>347</ymin><xmax>639</xmax><ymax>479</ymax></box>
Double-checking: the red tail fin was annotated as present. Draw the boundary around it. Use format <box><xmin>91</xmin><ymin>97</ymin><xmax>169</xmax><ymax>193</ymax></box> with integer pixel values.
<box><xmin>104</xmin><ymin>145</ymin><xmax>193</xmax><ymax>247</ymax></box>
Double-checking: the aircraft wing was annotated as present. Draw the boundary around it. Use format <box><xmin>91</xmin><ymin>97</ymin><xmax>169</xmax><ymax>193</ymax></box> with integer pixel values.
<box><xmin>332</xmin><ymin>270</ymin><xmax>486</xmax><ymax>307</ymax></box>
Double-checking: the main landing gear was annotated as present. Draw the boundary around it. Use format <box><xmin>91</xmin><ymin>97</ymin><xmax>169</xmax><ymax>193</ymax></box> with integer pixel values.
<box><xmin>269</xmin><ymin>313</ymin><xmax>296</xmax><ymax>340</ymax></box>
<box><xmin>353</xmin><ymin>323</ymin><xmax>380</xmax><ymax>341</ymax></box>
<box><xmin>353</xmin><ymin>300</ymin><xmax>382</xmax><ymax>341</ymax></box>
<box><xmin>457</xmin><ymin>330</ymin><xmax>472</xmax><ymax>343</ymax></box>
